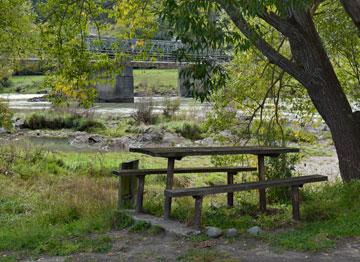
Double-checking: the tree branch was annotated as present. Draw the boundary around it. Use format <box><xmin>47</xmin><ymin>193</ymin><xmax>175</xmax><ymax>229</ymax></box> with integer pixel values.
<box><xmin>340</xmin><ymin>0</ymin><xmax>360</xmax><ymax>30</ymax></box>
<box><xmin>215</xmin><ymin>0</ymin><xmax>313</xmax><ymax>87</ymax></box>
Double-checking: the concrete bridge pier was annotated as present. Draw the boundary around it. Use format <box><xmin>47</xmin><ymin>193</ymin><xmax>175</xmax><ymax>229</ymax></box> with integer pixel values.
<box><xmin>96</xmin><ymin>66</ymin><xmax>134</xmax><ymax>103</ymax></box>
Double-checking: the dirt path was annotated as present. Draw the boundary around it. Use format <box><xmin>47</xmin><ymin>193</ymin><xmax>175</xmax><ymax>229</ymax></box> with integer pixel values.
<box><xmin>29</xmin><ymin>230</ymin><xmax>360</xmax><ymax>262</ymax></box>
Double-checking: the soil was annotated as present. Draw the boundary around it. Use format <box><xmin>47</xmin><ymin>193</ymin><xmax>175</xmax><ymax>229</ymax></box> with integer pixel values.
<box><xmin>25</xmin><ymin>230</ymin><xmax>360</xmax><ymax>262</ymax></box>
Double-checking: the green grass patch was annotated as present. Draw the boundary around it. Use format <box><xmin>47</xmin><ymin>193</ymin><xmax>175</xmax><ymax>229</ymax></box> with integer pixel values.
<box><xmin>134</xmin><ymin>69</ymin><xmax>178</xmax><ymax>96</ymax></box>
<box><xmin>22</xmin><ymin>112</ymin><xmax>105</xmax><ymax>132</ymax></box>
<box><xmin>0</xmin><ymin>75</ymin><xmax>45</xmax><ymax>94</ymax></box>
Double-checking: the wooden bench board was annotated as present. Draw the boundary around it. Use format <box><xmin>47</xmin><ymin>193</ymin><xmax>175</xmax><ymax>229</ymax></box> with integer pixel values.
<box><xmin>165</xmin><ymin>175</ymin><xmax>328</xmax><ymax>197</ymax></box>
<box><xmin>113</xmin><ymin>166</ymin><xmax>257</xmax><ymax>177</ymax></box>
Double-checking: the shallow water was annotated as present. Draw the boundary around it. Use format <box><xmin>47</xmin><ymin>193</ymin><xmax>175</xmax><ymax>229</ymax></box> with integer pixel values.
<box><xmin>0</xmin><ymin>93</ymin><xmax>211</xmax><ymax>117</ymax></box>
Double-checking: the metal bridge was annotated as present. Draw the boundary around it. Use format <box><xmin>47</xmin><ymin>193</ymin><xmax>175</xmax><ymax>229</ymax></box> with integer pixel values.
<box><xmin>85</xmin><ymin>36</ymin><xmax>230</xmax><ymax>64</ymax></box>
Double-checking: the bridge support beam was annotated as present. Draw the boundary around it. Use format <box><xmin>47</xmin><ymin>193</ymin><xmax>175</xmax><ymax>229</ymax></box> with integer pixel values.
<box><xmin>96</xmin><ymin>66</ymin><xmax>134</xmax><ymax>103</ymax></box>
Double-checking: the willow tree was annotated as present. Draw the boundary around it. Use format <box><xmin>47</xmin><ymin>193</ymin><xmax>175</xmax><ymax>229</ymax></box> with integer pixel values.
<box><xmin>158</xmin><ymin>0</ymin><xmax>360</xmax><ymax>182</ymax></box>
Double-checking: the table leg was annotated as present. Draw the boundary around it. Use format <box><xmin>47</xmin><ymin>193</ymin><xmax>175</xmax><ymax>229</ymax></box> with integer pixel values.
<box><xmin>227</xmin><ymin>172</ymin><xmax>235</xmax><ymax>207</ymax></box>
<box><xmin>164</xmin><ymin>157</ymin><xmax>175</xmax><ymax>219</ymax></box>
<box><xmin>258</xmin><ymin>155</ymin><xmax>266</xmax><ymax>212</ymax></box>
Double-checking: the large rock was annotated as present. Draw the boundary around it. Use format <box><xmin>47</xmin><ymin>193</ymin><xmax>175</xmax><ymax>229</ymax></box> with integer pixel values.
<box><xmin>205</xmin><ymin>227</ymin><xmax>222</xmax><ymax>238</ymax></box>
<box><xmin>225</xmin><ymin>228</ymin><xmax>238</xmax><ymax>238</ymax></box>
<box><xmin>247</xmin><ymin>226</ymin><xmax>262</xmax><ymax>236</ymax></box>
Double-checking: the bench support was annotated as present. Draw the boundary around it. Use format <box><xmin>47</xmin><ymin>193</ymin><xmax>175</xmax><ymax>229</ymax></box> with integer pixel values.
<box><xmin>258</xmin><ymin>155</ymin><xmax>267</xmax><ymax>212</ymax></box>
<box><xmin>136</xmin><ymin>175</ymin><xmax>145</xmax><ymax>213</ymax></box>
<box><xmin>227</xmin><ymin>172</ymin><xmax>236</xmax><ymax>207</ymax></box>
<box><xmin>164</xmin><ymin>158</ymin><xmax>175</xmax><ymax>219</ymax></box>
<box><xmin>291</xmin><ymin>186</ymin><xmax>300</xmax><ymax>220</ymax></box>
<box><xmin>193</xmin><ymin>196</ymin><xmax>203</xmax><ymax>230</ymax></box>
<box><xmin>118</xmin><ymin>160</ymin><xmax>139</xmax><ymax>209</ymax></box>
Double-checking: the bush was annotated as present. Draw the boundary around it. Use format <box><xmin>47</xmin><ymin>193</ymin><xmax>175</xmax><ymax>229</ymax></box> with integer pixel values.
<box><xmin>175</xmin><ymin>122</ymin><xmax>204</xmax><ymax>140</ymax></box>
<box><xmin>0</xmin><ymin>100</ymin><xmax>13</xmax><ymax>130</ymax></box>
<box><xmin>22</xmin><ymin>113</ymin><xmax>105</xmax><ymax>132</ymax></box>
<box><xmin>0</xmin><ymin>77</ymin><xmax>12</xmax><ymax>88</ymax></box>
<box><xmin>266</xmin><ymin>155</ymin><xmax>300</xmax><ymax>203</ymax></box>
<box><xmin>163</xmin><ymin>97</ymin><xmax>181</xmax><ymax>119</ymax></box>
<box><xmin>132</xmin><ymin>98</ymin><xmax>156</xmax><ymax>125</ymax></box>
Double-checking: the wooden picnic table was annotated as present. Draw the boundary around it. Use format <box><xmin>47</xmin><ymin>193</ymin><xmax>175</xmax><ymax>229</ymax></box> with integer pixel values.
<box><xmin>130</xmin><ymin>146</ymin><xmax>300</xmax><ymax>219</ymax></box>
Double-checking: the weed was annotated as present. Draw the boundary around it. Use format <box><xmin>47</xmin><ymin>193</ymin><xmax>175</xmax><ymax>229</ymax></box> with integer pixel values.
<box><xmin>132</xmin><ymin>98</ymin><xmax>157</xmax><ymax>125</ymax></box>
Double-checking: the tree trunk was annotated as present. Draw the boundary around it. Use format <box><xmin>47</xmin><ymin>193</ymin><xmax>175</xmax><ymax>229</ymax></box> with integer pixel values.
<box><xmin>340</xmin><ymin>0</ymin><xmax>360</xmax><ymax>30</ymax></box>
<box><xmin>287</xmin><ymin>10</ymin><xmax>360</xmax><ymax>181</ymax></box>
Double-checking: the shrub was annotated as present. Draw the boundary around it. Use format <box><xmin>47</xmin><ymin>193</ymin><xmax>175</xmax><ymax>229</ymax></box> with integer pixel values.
<box><xmin>0</xmin><ymin>77</ymin><xmax>12</xmax><ymax>88</ymax></box>
<box><xmin>163</xmin><ymin>97</ymin><xmax>181</xmax><ymax>119</ymax></box>
<box><xmin>0</xmin><ymin>100</ymin><xmax>13</xmax><ymax>130</ymax></box>
<box><xmin>22</xmin><ymin>113</ymin><xmax>105</xmax><ymax>132</ymax></box>
<box><xmin>266</xmin><ymin>155</ymin><xmax>300</xmax><ymax>203</ymax></box>
<box><xmin>132</xmin><ymin>98</ymin><xmax>156</xmax><ymax>125</ymax></box>
<box><xmin>175</xmin><ymin>122</ymin><xmax>204</xmax><ymax>140</ymax></box>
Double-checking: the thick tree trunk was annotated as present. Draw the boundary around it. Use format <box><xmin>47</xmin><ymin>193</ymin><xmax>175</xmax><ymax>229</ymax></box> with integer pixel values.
<box><xmin>340</xmin><ymin>0</ymin><xmax>360</xmax><ymax>30</ymax></box>
<box><xmin>287</xmin><ymin>10</ymin><xmax>360</xmax><ymax>181</ymax></box>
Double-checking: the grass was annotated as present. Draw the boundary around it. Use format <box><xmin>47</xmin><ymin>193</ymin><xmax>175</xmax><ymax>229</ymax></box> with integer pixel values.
<box><xmin>22</xmin><ymin>112</ymin><xmax>106</xmax><ymax>132</ymax></box>
<box><xmin>0</xmin><ymin>75</ymin><xmax>45</xmax><ymax>94</ymax></box>
<box><xmin>134</xmin><ymin>69</ymin><xmax>178</xmax><ymax>96</ymax></box>
<box><xmin>0</xmin><ymin>142</ymin><xmax>359</xmax><ymax>256</ymax></box>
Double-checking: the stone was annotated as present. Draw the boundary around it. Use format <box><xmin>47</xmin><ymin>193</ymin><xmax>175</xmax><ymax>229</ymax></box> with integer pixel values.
<box><xmin>247</xmin><ymin>226</ymin><xmax>262</xmax><ymax>236</ymax></box>
<box><xmin>14</xmin><ymin>118</ymin><xmax>24</xmax><ymax>129</ymax></box>
<box><xmin>205</xmin><ymin>227</ymin><xmax>222</xmax><ymax>238</ymax></box>
<box><xmin>225</xmin><ymin>228</ymin><xmax>238</xmax><ymax>238</ymax></box>
<box><xmin>0</xmin><ymin>127</ymin><xmax>6</xmax><ymax>134</ymax></box>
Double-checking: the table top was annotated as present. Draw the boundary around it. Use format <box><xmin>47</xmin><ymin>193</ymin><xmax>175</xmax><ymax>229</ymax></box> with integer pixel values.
<box><xmin>130</xmin><ymin>146</ymin><xmax>300</xmax><ymax>158</ymax></box>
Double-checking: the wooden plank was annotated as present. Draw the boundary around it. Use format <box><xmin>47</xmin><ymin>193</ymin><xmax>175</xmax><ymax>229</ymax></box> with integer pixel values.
<box><xmin>130</xmin><ymin>146</ymin><xmax>299</xmax><ymax>158</ymax></box>
<box><xmin>291</xmin><ymin>186</ymin><xmax>300</xmax><ymax>220</ymax></box>
<box><xmin>193</xmin><ymin>196</ymin><xmax>203</xmax><ymax>230</ymax></box>
<box><xmin>258</xmin><ymin>155</ymin><xmax>267</xmax><ymax>212</ymax></box>
<box><xmin>165</xmin><ymin>175</ymin><xmax>328</xmax><ymax>197</ymax></box>
<box><xmin>118</xmin><ymin>160</ymin><xmax>139</xmax><ymax>209</ymax></box>
<box><xmin>113</xmin><ymin>166</ymin><xmax>257</xmax><ymax>177</ymax></box>
<box><xmin>136</xmin><ymin>175</ymin><xmax>145</xmax><ymax>213</ymax></box>
<box><xmin>164</xmin><ymin>158</ymin><xmax>175</xmax><ymax>220</ymax></box>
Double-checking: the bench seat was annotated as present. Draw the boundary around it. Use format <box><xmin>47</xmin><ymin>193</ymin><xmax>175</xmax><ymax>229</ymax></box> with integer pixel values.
<box><xmin>165</xmin><ymin>175</ymin><xmax>327</xmax><ymax>197</ymax></box>
<box><xmin>113</xmin><ymin>165</ymin><xmax>256</xmax><ymax>214</ymax></box>
<box><xmin>165</xmin><ymin>175</ymin><xmax>328</xmax><ymax>229</ymax></box>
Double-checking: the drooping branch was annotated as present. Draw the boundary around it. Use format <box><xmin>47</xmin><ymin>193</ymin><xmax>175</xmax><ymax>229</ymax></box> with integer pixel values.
<box><xmin>340</xmin><ymin>0</ymin><xmax>360</xmax><ymax>30</ymax></box>
<box><xmin>215</xmin><ymin>0</ymin><xmax>313</xmax><ymax>88</ymax></box>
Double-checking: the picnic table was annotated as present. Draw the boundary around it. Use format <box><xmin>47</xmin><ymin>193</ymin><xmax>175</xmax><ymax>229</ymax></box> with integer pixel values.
<box><xmin>129</xmin><ymin>146</ymin><xmax>300</xmax><ymax>219</ymax></box>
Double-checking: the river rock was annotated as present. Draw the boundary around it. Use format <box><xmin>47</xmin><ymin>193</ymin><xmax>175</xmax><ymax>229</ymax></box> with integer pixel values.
<box><xmin>88</xmin><ymin>135</ymin><xmax>103</xmax><ymax>144</ymax></box>
<box><xmin>206</xmin><ymin>227</ymin><xmax>222</xmax><ymax>238</ymax></box>
<box><xmin>27</xmin><ymin>96</ymin><xmax>48</xmax><ymax>102</ymax></box>
<box><xmin>0</xmin><ymin>127</ymin><xmax>6</xmax><ymax>134</ymax></box>
<box><xmin>138</xmin><ymin>126</ymin><xmax>163</xmax><ymax>143</ymax></box>
<box><xmin>247</xmin><ymin>226</ymin><xmax>262</xmax><ymax>236</ymax></box>
<box><xmin>225</xmin><ymin>228</ymin><xmax>238</xmax><ymax>238</ymax></box>
<box><xmin>14</xmin><ymin>118</ymin><xmax>24</xmax><ymax>129</ymax></box>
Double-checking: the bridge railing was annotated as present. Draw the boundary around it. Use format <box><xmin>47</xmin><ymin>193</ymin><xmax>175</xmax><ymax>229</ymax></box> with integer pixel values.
<box><xmin>85</xmin><ymin>36</ymin><xmax>230</xmax><ymax>63</ymax></box>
